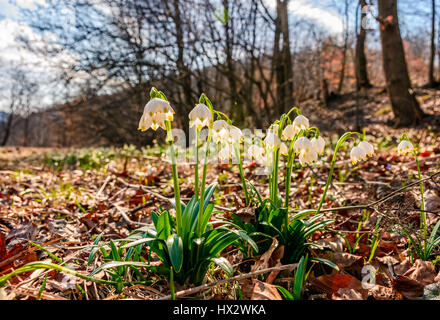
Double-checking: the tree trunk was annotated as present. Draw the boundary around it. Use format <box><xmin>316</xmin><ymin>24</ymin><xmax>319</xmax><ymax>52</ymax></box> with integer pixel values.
<box><xmin>428</xmin><ymin>0</ymin><xmax>437</xmax><ymax>87</ymax></box>
<box><xmin>173</xmin><ymin>0</ymin><xmax>193</xmax><ymax>136</ymax></box>
<box><xmin>355</xmin><ymin>0</ymin><xmax>371</xmax><ymax>90</ymax></box>
<box><xmin>337</xmin><ymin>0</ymin><xmax>349</xmax><ymax>93</ymax></box>
<box><xmin>377</xmin><ymin>0</ymin><xmax>424</xmax><ymax>126</ymax></box>
<box><xmin>1</xmin><ymin>113</ymin><xmax>13</xmax><ymax>146</ymax></box>
<box><xmin>273</xmin><ymin>0</ymin><xmax>293</xmax><ymax>117</ymax></box>
<box><xmin>223</xmin><ymin>0</ymin><xmax>244</xmax><ymax>125</ymax></box>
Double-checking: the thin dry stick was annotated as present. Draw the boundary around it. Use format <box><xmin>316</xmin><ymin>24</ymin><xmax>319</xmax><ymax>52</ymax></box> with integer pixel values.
<box><xmin>158</xmin><ymin>263</ymin><xmax>298</xmax><ymax>300</ymax></box>
<box><xmin>313</xmin><ymin>171</ymin><xmax>440</xmax><ymax>214</ymax></box>
<box><xmin>114</xmin><ymin>205</ymin><xmax>149</xmax><ymax>226</ymax></box>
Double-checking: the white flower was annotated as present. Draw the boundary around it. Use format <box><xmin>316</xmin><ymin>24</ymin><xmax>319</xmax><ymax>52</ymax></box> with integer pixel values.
<box><xmin>350</xmin><ymin>146</ymin><xmax>367</xmax><ymax>164</ymax></box>
<box><xmin>138</xmin><ymin>98</ymin><xmax>174</xmax><ymax>131</ymax></box>
<box><xmin>292</xmin><ymin>115</ymin><xmax>309</xmax><ymax>131</ymax></box>
<box><xmin>189</xmin><ymin>104</ymin><xmax>212</xmax><ymax>131</ymax></box>
<box><xmin>293</xmin><ymin>137</ymin><xmax>311</xmax><ymax>154</ymax></box>
<box><xmin>358</xmin><ymin>140</ymin><xmax>374</xmax><ymax>157</ymax></box>
<box><xmin>311</xmin><ymin>136</ymin><xmax>325</xmax><ymax>155</ymax></box>
<box><xmin>212</xmin><ymin>120</ymin><xmax>230</xmax><ymax>142</ymax></box>
<box><xmin>228</xmin><ymin>125</ymin><xmax>243</xmax><ymax>144</ymax></box>
<box><xmin>282</xmin><ymin>124</ymin><xmax>296</xmax><ymax>141</ymax></box>
<box><xmin>248</xmin><ymin>144</ymin><xmax>265</xmax><ymax>162</ymax></box>
<box><xmin>397</xmin><ymin>140</ymin><xmax>414</xmax><ymax>156</ymax></box>
<box><xmin>298</xmin><ymin>149</ymin><xmax>318</xmax><ymax>166</ymax></box>
<box><xmin>264</xmin><ymin>132</ymin><xmax>281</xmax><ymax>150</ymax></box>
<box><xmin>280</xmin><ymin>142</ymin><xmax>289</xmax><ymax>156</ymax></box>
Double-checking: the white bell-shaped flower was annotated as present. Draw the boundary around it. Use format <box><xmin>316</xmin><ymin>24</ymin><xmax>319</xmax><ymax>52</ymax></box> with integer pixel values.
<box><xmin>212</xmin><ymin>120</ymin><xmax>230</xmax><ymax>143</ymax></box>
<box><xmin>189</xmin><ymin>104</ymin><xmax>212</xmax><ymax>131</ymax></box>
<box><xmin>228</xmin><ymin>125</ymin><xmax>243</xmax><ymax>144</ymax></box>
<box><xmin>311</xmin><ymin>136</ymin><xmax>325</xmax><ymax>155</ymax></box>
<box><xmin>138</xmin><ymin>98</ymin><xmax>174</xmax><ymax>131</ymax></box>
<box><xmin>350</xmin><ymin>146</ymin><xmax>367</xmax><ymax>164</ymax></box>
<box><xmin>293</xmin><ymin>136</ymin><xmax>312</xmax><ymax>155</ymax></box>
<box><xmin>358</xmin><ymin>141</ymin><xmax>374</xmax><ymax>157</ymax></box>
<box><xmin>298</xmin><ymin>149</ymin><xmax>318</xmax><ymax>166</ymax></box>
<box><xmin>282</xmin><ymin>124</ymin><xmax>296</xmax><ymax>141</ymax></box>
<box><xmin>280</xmin><ymin>142</ymin><xmax>289</xmax><ymax>156</ymax></box>
<box><xmin>397</xmin><ymin>140</ymin><xmax>414</xmax><ymax>156</ymax></box>
<box><xmin>292</xmin><ymin>115</ymin><xmax>309</xmax><ymax>131</ymax></box>
<box><xmin>264</xmin><ymin>132</ymin><xmax>281</xmax><ymax>150</ymax></box>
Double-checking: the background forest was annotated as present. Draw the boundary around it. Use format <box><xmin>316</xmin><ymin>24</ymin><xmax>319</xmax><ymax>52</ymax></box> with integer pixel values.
<box><xmin>1</xmin><ymin>0</ymin><xmax>439</xmax><ymax>147</ymax></box>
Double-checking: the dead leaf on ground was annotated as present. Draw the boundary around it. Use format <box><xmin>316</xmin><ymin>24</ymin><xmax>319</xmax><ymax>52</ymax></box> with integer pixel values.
<box><xmin>392</xmin><ymin>276</ymin><xmax>425</xmax><ymax>300</ymax></box>
<box><xmin>311</xmin><ymin>273</ymin><xmax>368</xmax><ymax>300</ymax></box>
<box><xmin>250</xmin><ymin>280</ymin><xmax>282</xmax><ymax>300</ymax></box>
<box><xmin>402</xmin><ymin>259</ymin><xmax>437</xmax><ymax>286</ymax></box>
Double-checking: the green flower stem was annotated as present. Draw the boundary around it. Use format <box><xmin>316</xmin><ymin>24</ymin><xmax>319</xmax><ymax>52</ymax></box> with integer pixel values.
<box><xmin>170</xmin><ymin>267</ymin><xmax>175</xmax><ymax>300</ymax></box>
<box><xmin>414</xmin><ymin>151</ymin><xmax>426</xmax><ymax>240</ymax></box>
<box><xmin>315</xmin><ymin>132</ymin><xmax>359</xmax><ymax>215</ymax></box>
<box><xmin>271</xmin><ymin>148</ymin><xmax>280</xmax><ymax>204</ymax></box>
<box><xmin>166</xmin><ymin>120</ymin><xmax>182</xmax><ymax>236</ymax></box>
<box><xmin>197</xmin><ymin>132</ymin><xmax>211</xmax><ymax>237</ymax></box>
<box><xmin>194</xmin><ymin>129</ymin><xmax>200</xmax><ymax>199</ymax></box>
<box><xmin>235</xmin><ymin>144</ymin><xmax>250</xmax><ymax>205</ymax></box>
<box><xmin>284</xmin><ymin>141</ymin><xmax>296</xmax><ymax>208</ymax></box>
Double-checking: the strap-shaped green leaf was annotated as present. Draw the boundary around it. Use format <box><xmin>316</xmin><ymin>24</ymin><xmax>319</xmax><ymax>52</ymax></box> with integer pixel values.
<box><xmin>166</xmin><ymin>235</ymin><xmax>183</xmax><ymax>273</ymax></box>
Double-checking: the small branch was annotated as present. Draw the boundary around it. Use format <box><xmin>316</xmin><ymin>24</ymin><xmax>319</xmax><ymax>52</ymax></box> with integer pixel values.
<box><xmin>158</xmin><ymin>263</ymin><xmax>298</xmax><ymax>300</ymax></box>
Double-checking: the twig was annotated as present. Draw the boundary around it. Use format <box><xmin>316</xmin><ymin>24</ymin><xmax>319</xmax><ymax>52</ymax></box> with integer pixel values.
<box><xmin>314</xmin><ymin>171</ymin><xmax>440</xmax><ymax>213</ymax></box>
<box><xmin>158</xmin><ymin>263</ymin><xmax>298</xmax><ymax>300</ymax></box>
<box><xmin>113</xmin><ymin>205</ymin><xmax>149</xmax><ymax>226</ymax></box>
<box><xmin>97</xmin><ymin>176</ymin><xmax>111</xmax><ymax>198</ymax></box>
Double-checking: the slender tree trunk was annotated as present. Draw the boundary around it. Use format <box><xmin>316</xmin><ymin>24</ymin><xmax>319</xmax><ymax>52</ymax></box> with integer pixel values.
<box><xmin>355</xmin><ymin>0</ymin><xmax>371</xmax><ymax>90</ymax></box>
<box><xmin>223</xmin><ymin>0</ymin><xmax>244</xmax><ymax>125</ymax></box>
<box><xmin>377</xmin><ymin>0</ymin><xmax>424</xmax><ymax>126</ymax></box>
<box><xmin>173</xmin><ymin>0</ymin><xmax>193</xmax><ymax>135</ymax></box>
<box><xmin>337</xmin><ymin>0</ymin><xmax>349</xmax><ymax>93</ymax></box>
<box><xmin>1</xmin><ymin>113</ymin><xmax>13</xmax><ymax>146</ymax></box>
<box><xmin>274</xmin><ymin>0</ymin><xmax>293</xmax><ymax>116</ymax></box>
<box><xmin>428</xmin><ymin>0</ymin><xmax>437</xmax><ymax>87</ymax></box>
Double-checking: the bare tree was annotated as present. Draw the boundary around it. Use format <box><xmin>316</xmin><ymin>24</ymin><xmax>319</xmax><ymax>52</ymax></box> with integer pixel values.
<box><xmin>355</xmin><ymin>0</ymin><xmax>371</xmax><ymax>90</ymax></box>
<box><xmin>377</xmin><ymin>0</ymin><xmax>425</xmax><ymax>126</ymax></box>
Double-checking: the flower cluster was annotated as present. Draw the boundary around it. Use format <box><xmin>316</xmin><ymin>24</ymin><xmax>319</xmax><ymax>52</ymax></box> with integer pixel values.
<box><xmin>138</xmin><ymin>98</ymin><xmax>175</xmax><ymax>131</ymax></box>
<box><xmin>397</xmin><ymin>139</ymin><xmax>414</xmax><ymax>156</ymax></box>
<box><xmin>350</xmin><ymin>140</ymin><xmax>375</xmax><ymax>165</ymax></box>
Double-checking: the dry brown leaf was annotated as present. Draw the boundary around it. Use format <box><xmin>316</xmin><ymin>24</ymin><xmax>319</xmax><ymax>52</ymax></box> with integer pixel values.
<box><xmin>250</xmin><ymin>280</ymin><xmax>282</xmax><ymax>300</ymax></box>
<box><xmin>311</xmin><ymin>273</ymin><xmax>368</xmax><ymax>300</ymax></box>
<box><xmin>392</xmin><ymin>276</ymin><xmax>425</xmax><ymax>300</ymax></box>
<box><xmin>250</xmin><ymin>238</ymin><xmax>278</xmax><ymax>273</ymax></box>
<box><xmin>402</xmin><ymin>259</ymin><xmax>437</xmax><ymax>286</ymax></box>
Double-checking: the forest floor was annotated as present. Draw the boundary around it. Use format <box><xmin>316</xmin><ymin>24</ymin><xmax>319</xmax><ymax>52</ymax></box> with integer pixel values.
<box><xmin>1</xmin><ymin>87</ymin><xmax>440</xmax><ymax>300</ymax></box>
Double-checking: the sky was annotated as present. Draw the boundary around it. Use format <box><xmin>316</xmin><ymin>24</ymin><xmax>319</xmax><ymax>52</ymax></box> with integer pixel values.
<box><xmin>0</xmin><ymin>0</ymin><xmax>435</xmax><ymax>112</ymax></box>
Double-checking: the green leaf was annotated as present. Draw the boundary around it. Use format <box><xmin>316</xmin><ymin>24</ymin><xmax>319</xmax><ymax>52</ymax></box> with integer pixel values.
<box><xmin>310</xmin><ymin>257</ymin><xmax>339</xmax><ymax>271</ymax></box>
<box><xmin>88</xmin><ymin>232</ymin><xmax>103</xmax><ymax>265</ymax></box>
<box><xmin>120</xmin><ymin>237</ymin><xmax>155</xmax><ymax>249</ymax></box>
<box><xmin>210</xmin><ymin>257</ymin><xmax>233</xmax><ymax>275</ymax></box>
<box><xmin>166</xmin><ymin>235</ymin><xmax>183</xmax><ymax>273</ymax></box>
<box><xmin>293</xmin><ymin>255</ymin><xmax>307</xmax><ymax>300</ymax></box>
<box><xmin>156</xmin><ymin>211</ymin><xmax>171</xmax><ymax>240</ymax></box>
<box><xmin>89</xmin><ymin>261</ymin><xmax>153</xmax><ymax>277</ymax></box>
<box><xmin>276</xmin><ymin>286</ymin><xmax>294</xmax><ymax>300</ymax></box>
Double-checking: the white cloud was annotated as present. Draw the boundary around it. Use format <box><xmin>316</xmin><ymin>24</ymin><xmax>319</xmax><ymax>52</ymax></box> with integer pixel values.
<box><xmin>264</xmin><ymin>0</ymin><xmax>344</xmax><ymax>35</ymax></box>
<box><xmin>0</xmin><ymin>18</ymin><xmax>78</xmax><ymax>110</ymax></box>
<box><xmin>14</xmin><ymin>0</ymin><xmax>47</xmax><ymax>10</ymax></box>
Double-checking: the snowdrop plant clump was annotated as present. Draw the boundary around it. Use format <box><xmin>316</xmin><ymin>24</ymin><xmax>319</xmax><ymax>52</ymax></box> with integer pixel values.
<box><xmin>134</xmin><ymin>89</ymin><xmax>257</xmax><ymax>287</ymax></box>
<box><xmin>397</xmin><ymin>134</ymin><xmax>440</xmax><ymax>261</ymax></box>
